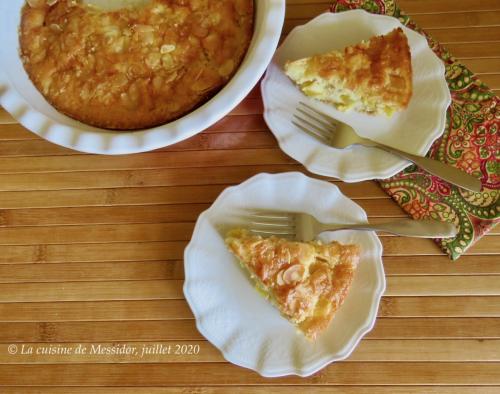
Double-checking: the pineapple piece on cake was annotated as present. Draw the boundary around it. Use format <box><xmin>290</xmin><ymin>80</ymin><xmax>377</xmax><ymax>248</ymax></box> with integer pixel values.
<box><xmin>284</xmin><ymin>28</ymin><xmax>413</xmax><ymax>117</ymax></box>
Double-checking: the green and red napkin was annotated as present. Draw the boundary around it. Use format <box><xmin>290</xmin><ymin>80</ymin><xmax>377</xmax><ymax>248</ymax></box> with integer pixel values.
<box><xmin>330</xmin><ymin>0</ymin><xmax>499</xmax><ymax>259</ymax></box>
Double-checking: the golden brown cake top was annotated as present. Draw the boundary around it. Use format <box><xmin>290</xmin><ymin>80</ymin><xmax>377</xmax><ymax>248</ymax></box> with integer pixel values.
<box><xmin>225</xmin><ymin>229</ymin><xmax>360</xmax><ymax>340</ymax></box>
<box><xmin>310</xmin><ymin>28</ymin><xmax>412</xmax><ymax>109</ymax></box>
<box><xmin>285</xmin><ymin>27</ymin><xmax>413</xmax><ymax>116</ymax></box>
<box><xmin>20</xmin><ymin>0</ymin><xmax>254</xmax><ymax>130</ymax></box>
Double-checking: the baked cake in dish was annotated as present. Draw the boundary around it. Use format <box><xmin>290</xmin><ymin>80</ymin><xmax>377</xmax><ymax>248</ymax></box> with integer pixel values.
<box><xmin>225</xmin><ymin>228</ymin><xmax>360</xmax><ymax>340</ymax></box>
<box><xmin>284</xmin><ymin>28</ymin><xmax>412</xmax><ymax>117</ymax></box>
<box><xmin>20</xmin><ymin>0</ymin><xmax>254</xmax><ymax>130</ymax></box>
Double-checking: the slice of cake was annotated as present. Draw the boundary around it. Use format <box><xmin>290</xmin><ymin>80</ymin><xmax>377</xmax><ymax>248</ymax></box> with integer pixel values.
<box><xmin>225</xmin><ymin>228</ymin><xmax>360</xmax><ymax>340</ymax></box>
<box><xmin>284</xmin><ymin>28</ymin><xmax>413</xmax><ymax>117</ymax></box>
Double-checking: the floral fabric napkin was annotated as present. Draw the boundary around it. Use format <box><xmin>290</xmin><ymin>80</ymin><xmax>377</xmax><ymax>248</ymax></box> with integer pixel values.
<box><xmin>330</xmin><ymin>0</ymin><xmax>499</xmax><ymax>259</ymax></box>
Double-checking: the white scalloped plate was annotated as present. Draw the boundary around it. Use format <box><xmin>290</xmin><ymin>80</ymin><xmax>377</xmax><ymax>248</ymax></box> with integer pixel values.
<box><xmin>184</xmin><ymin>172</ymin><xmax>385</xmax><ymax>377</ymax></box>
<box><xmin>0</xmin><ymin>0</ymin><xmax>285</xmax><ymax>155</ymax></box>
<box><xmin>262</xmin><ymin>10</ymin><xmax>451</xmax><ymax>182</ymax></box>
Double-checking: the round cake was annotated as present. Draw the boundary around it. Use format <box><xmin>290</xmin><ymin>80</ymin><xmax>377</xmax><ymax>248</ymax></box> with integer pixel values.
<box><xmin>20</xmin><ymin>0</ymin><xmax>254</xmax><ymax>130</ymax></box>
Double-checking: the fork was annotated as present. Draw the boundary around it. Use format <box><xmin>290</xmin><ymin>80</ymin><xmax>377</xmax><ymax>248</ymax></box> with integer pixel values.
<box><xmin>292</xmin><ymin>102</ymin><xmax>482</xmax><ymax>193</ymax></box>
<box><xmin>245</xmin><ymin>210</ymin><xmax>457</xmax><ymax>241</ymax></box>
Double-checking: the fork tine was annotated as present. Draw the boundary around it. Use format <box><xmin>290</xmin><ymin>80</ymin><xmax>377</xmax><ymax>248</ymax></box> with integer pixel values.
<box><xmin>293</xmin><ymin>114</ymin><xmax>331</xmax><ymax>137</ymax></box>
<box><xmin>249</xmin><ymin>220</ymin><xmax>294</xmax><ymax>229</ymax></box>
<box><xmin>243</xmin><ymin>209</ymin><xmax>297</xmax><ymax>238</ymax></box>
<box><xmin>292</xmin><ymin>120</ymin><xmax>330</xmax><ymax>144</ymax></box>
<box><xmin>296</xmin><ymin>107</ymin><xmax>335</xmax><ymax>132</ymax></box>
<box><xmin>293</xmin><ymin>115</ymin><xmax>332</xmax><ymax>141</ymax></box>
<box><xmin>250</xmin><ymin>230</ymin><xmax>295</xmax><ymax>239</ymax></box>
<box><xmin>246</xmin><ymin>210</ymin><xmax>293</xmax><ymax>219</ymax></box>
<box><xmin>248</xmin><ymin>214</ymin><xmax>294</xmax><ymax>227</ymax></box>
<box><xmin>298</xmin><ymin>101</ymin><xmax>340</xmax><ymax>126</ymax></box>
<box><xmin>249</xmin><ymin>225</ymin><xmax>294</xmax><ymax>233</ymax></box>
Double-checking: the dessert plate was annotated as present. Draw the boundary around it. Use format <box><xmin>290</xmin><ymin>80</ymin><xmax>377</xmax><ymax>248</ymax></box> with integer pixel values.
<box><xmin>0</xmin><ymin>0</ymin><xmax>285</xmax><ymax>154</ymax></box>
<box><xmin>184</xmin><ymin>172</ymin><xmax>385</xmax><ymax>377</ymax></box>
<box><xmin>261</xmin><ymin>10</ymin><xmax>451</xmax><ymax>182</ymax></box>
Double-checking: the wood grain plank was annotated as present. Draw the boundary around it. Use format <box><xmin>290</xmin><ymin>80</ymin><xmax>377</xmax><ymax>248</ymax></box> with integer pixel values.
<box><xmin>0</xmin><ymin>132</ymin><xmax>279</xmax><ymax>157</ymax></box>
<box><xmin>478</xmin><ymin>73</ymin><xmax>500</xmax><ymax>88</ymax></box>
<box><xmin>318</xmin><ymin>339</ymin><xmax>500</xmax><ymax>362</ymax></box>
<box><xmin>205</xmin><ymin>114</ymin><xmax>268</xmax><ymax>133</ymax></box>
<box><xmin>0</xmin><ymin>220</ymin><xmax>410</xmax><ymax>245</ymax></box>
<box><xmin>0</xmin><ymin>242</ymin><xmax>187</xmax><ymax>264</ymax></box>
<box><xmin>382</xmin><ymin>255</ymin><xmax>500</xmax><ymax>276</ymax></box>
<box><xmin>381</xmin><ymin>236</ymin><xmax>500</xmax><ymax>255</ymax></box>
<box><xmin>0</xmin><ymin>300</ymin><xmax>194</xmax><ymax>322</ymax></box>
<box><xmin>0</xmin><ymin>275</ymin><xmax>499</xmax><ymax>302</ymax></box>
<box><xmin>0</xmin><ymin>185</ymin><xmax>225</xmax><ymax>209</ymax></box>
<box><xmin>285</xmin><ymin>0</ymin><xmax>500</xmax><ymax>19</ymax></box>
<box><xmin>1</xmin><ymin>317</ymin><xmax>499</xmax><ymax>342</ymax></box>
<box><xmin>379</xmin><ymin>296</ymin><xmax>500</xmax><ymax>317</ymax></box>
<box><xmin>0</xmin><ymin>204</ymin><xmax>209</xmax><ymax>226</ymax></box>
<box><xmin>0</xmin><ymin>148</ymin><xmax>295</xmax><ymax>174</ymax></box>
<box><xmin>0</xmin><ymin>199</ymin><xmax>406</xmax><ymax>229</ymax></box>
<box><xmin>0</xmin><ymin>280</ymin><xmax>184</xmax><ymax>303</ymax></box>
<box><xmin>285</xmin><ymin>22</ymin><xmax>500</xmax><ymax>43</ymax></box>
<box><xmin>413</xmin><ymin>27</ymin><xmax>500</xmax><ymax>43</ymax></box>
<box><xmin>368</xmin><ymin>317</ymin><xmax>500</xmax><ymax>339</ymax></box>
<box><xmin>0</xmin><ymin>219</ymin><xmax>500</xmax><ymax>240</ymax></box>
<box><xmin>0</xmin><ymin>115</ymin><xmax>270</xmax><ymax>141</ymax></box>
<box><xmin>401</xmin><ymin>0</ymin><xmax>500</xmax><ymax>14</ymax></box>
<box><xmin>410</xmin><ymin>11</ymin><xmax>500</xmax><ymax>28</ymax></box>
<box><xmin>0</xmin><ymin>108</ymin><xmax>15</xmax><ymax>125</ymax></box>
<box><xmin>446</xmin><ymin>41</ymin><xmax>500</xmax><ymax>58</ymax></box>
<box><xmin>458</xmin><ymin>58</ymin><xmax>500</xmax><ymax>74</ymax></box>
<box><xmin>0</xmin><ymin>223</ymin><xmax>195</xmax><ymax>245</ymax></box>
<box><xmin>0</xmin><ymin>362</ymin><xmax>499</xmax><ymax>385</ymax></box>
<box><xmin>385</xmin><ymin>275</ymin><xmax>500</xmax><ymax>296</ymax></box>
<box><xmin>0</xmin><ymin>297</ymin><xmax>499</xmax><ymax>322</ymax></box>
<box><xmin>0</xmin><ymin>138</ymin><xmax>76</xmax><ymax>156</ymax></box>
<box><xmin>0</xmin><ymin>200</ymin><xmax>495</xmax><ymax>230</ymax></box>
<box><xmin>1</xmin><ymin>254</ymin><xmax>500</xmax><ymax>284</ymax></box>
<box><xmin>0</xmin><ymin>164</ymin><xmax>302</xmax><ymax>191</ymax></box>
<box><xmin>0</xmin><ymin>261</ymin><xmax>183</xmax><ymax>283</ymax></box>
<box><xmin>229</xmin><ymin>98</ymin><xmax>263</xmax><ymax>116</ymax></box>
<box><xmin>0</xmin><ymin>124</ymin><xmax>38</xmax><ymax>140</ymax></box>
<box><xmin>0</xmin><ymin>235</ymin><xmax>497</xmax><ymax>265</ymax></box>
<box><xmin>1</xmin><ymin>275</ymin><xmax>499</xmax><ymax>303</ymax></box>
<box><xmin>0</xmin><ymin>181</ymin><xmax>386</xmax><ymax>209</ymax></box>
<box><xmin>1</xmin><ymin>388</ymin><xmax>500</xmax><ymax>394</ymax></box>
<box><xmin>285</xmin><ymin>11</ymin><xmax>500</xmax><ymax>34</ymax></box>
<box><xmin>0</xmin><ymin>198</ymin><xmax>400</xmax><ymax>227</ymax></box>
<box><xmin>288</xmin><ymin>18</ymin><xmax>500</xmax><ymax>77</ymax></box>
<box><xmin>1</xmin><ymin>339</ymin><xmax>499</xmax><ymax>363</ymax></box>
<box><xmin>3</xmin><ymin>250</ymin><xmax>500</xmax><ymax>283</ymax></box>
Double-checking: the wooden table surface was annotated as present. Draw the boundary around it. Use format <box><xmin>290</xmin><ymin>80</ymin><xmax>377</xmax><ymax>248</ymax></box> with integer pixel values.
<box><xmin>0</xmin><ymin>0</ymin><xmax>499</xmax><ymax>392</ymax></box>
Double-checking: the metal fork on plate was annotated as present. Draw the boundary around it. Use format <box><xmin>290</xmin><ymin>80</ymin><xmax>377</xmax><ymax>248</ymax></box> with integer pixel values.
<box><xmin>245</xmin><ymin>210</ymin><xmax>457</xmax><ymax>241</ymax></box>
<box><xmin>292</xmin><ymin>102</ymin><xmax>482</xmax><ymax>193</ymax></box>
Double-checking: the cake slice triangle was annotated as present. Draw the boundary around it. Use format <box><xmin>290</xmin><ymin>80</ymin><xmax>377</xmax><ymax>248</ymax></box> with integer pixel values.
<box><xmin>225</xmin><ymin>229</ymin><xmax>359</xmax><ymax>340</ymax></box>
<box><xmin>285</xmin><ymin>27</ymin><xmax>412</xmax><ymax>117</ymax></box>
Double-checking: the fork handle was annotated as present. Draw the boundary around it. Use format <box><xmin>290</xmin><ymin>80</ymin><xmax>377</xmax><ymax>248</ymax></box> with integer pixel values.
<box><xmin>317</xmin><ymin>219</ymin><xmax>457</xmax><ymax>238</ymax></box>
<box><xmin>374</xmin><ymin>144</ymin><xmax>482</xmax><ymax>192</ymax></box>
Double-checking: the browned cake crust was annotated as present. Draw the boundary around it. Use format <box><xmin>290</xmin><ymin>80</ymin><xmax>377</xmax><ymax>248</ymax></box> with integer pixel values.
<box><xmin>285</xmin><ymin>27</ymin><xmax>412</xmax><ymax>115</ymax></box>
<box><xmin>226</xmin><ymin>229</ymin><xmax>360</xmax><ymax>340</ymax></box>
<box><xmin>20</xmin><ymin>0</ymin><xmax>254</xmax><ymax>130</ymax></box>
<box><xmin>331</xmin><ymin>27</ymin><xmax>413</xmax><ymax>110</ymax></box>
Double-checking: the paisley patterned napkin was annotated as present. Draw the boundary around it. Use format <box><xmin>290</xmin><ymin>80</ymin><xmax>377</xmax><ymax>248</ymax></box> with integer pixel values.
<box><xmin>330</xmin><ymin>0</ymin><xmax>499</xmax><ymax>259</ymax></box>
